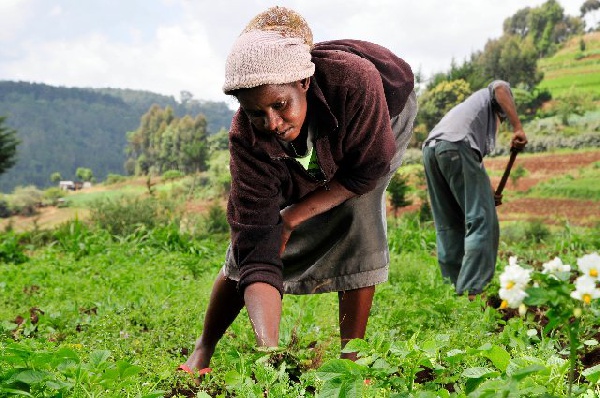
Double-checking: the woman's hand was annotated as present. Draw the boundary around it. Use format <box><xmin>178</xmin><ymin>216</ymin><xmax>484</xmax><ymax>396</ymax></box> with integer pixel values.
<box><xmin>278</xmin><ymin>180</ymin><xmax>357</xmax><ymax>256</ymax></box>
<box><xmin>279</xmin><ymin>207</ymin><xmax>295</xmax><ymax>255</ymax></box>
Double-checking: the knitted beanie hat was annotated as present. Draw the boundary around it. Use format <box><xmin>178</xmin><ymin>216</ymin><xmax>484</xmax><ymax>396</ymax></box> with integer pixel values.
<box><xmin>222</xmin><ymin>6</ymin><xmax>315</xmax><ymax>94</ymax></box>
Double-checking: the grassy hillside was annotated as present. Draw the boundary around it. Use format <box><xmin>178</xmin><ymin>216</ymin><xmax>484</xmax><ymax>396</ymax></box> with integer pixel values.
<box><xmin>0</xmin><ymin>82</ymin><xmax>234</xmax><ymax>193</ymax></box>
<box><xmin>538</xmin><ymin>32</ymin><xmax>600</xmax><ymax>98</ymax></box>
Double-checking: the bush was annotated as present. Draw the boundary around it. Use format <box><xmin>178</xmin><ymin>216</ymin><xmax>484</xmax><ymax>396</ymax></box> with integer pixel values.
<box><xmin>162</xmin><ymin>169</ymin><xmax>185</xmax><ymax>181</ymax></box>
<box><xmin>524</xmin><ymin>219</ymin><xmax>551</xmax><ymax>244</ymax></box>
<box><xmin>50</xmin><ymin>218</ymin><xmax>111</xmax><ymax>258</ymax></box>
<box><xmin>202</xmin><ymin>202</ymin><xmax>229</xmax><ymax>234</ymax></box>
<box><xmin>0</xmin><ymin>199</ymin><xmax>11</xmax><ymax>218</ymax></box>
<box><xmin>388</xmin><ymin>213</ymin><xmax>436</xmax><ymax>254</ymax></box>
<box><xmin>43</xmin><ymin>187</ymin><xmax>65</xmax><ymax>206</ymax></box>
<box><xmin>104</xmin><ymin>173</ymin><xmax>126</xmax><ymax>185</ymax></box>
<box><xmin>401</xmin><ymin>148</ymin><xmax>423</xmax><ymax>165</ymax></box>
<box><xmin>500</xmin><ymin>219</ymin><xmax>551</xmax><ymax>247</ymax></box>
<box><xmin>0</xmin><ymin>232</ymin><xmax>28</xmax><ymax>264</ymax></box>
<box><xmin>89</xmin><ymin>195</ymin><xmax>176</xmax><ymax>237</ymax></box>
<box><xmin>387</xmin><ymin>173</ymin><xmax>412</xmax><ymax>218</ymax></box>
<box><xmin>418</xmin><ymin>200</ymin><xmax>433</xmax><ymax>223</ymax></box>
<box><xmin>8</xmin><ymin>185</ymin><xmax>43</xmax><ymax>216</ymax></box>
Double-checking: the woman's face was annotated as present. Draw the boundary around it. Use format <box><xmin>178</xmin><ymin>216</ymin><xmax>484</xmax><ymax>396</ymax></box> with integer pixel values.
<box><xmin>236</xmin><ymin>78</ymin><xmax>309</xmax><ymax>143</ymax></box>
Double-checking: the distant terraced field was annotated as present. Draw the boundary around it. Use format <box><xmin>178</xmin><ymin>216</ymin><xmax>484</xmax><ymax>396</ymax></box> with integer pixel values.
<box><xmin>538</xmin><ymin>32</ymin><xmax>600</xmax><ymax>97</ymax></box>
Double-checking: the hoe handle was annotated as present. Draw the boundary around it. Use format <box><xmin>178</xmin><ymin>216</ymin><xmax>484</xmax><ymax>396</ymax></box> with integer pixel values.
<box><xmin>495</xmin><ymin>147</ymin><xmax>520</xmax><ymax>198</ymax></box>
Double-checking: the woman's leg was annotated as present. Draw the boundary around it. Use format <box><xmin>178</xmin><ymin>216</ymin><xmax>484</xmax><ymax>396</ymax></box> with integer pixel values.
<box><xmin>338</xmin><ymin>285</ymin><xmax>375</xmax><ymax>361</ymax></box>
<box><xmin>184</xmin><ymin>270</ymin><xmax>245</xmax><ymax>370</ymax></box>
<box><xmin>244</xmin><ymin>282</ymin><xmax>282</xmax><ymax>347</ymax></box>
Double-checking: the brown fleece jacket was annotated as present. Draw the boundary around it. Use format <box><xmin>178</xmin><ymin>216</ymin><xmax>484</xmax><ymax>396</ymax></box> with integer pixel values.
<box><xmin>227</xmin><ymin>39</ymin><xmax>414</xmax><ymax>295</ymax></box>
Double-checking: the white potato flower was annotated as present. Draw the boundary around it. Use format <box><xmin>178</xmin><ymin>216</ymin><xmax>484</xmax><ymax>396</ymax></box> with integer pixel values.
<box><xmin>570</xmin><ymin>275</ymin><xmax>600</xmax><ymax>305</ymax></box>
<box><xmin>577</xmin><ymin>252</ymin><xmax>600</xmax><ymax>280</ymax></box>
<box><xmin>499</xmin><ymin>257</ymin><xmax>532</xmax><ymax>309</ymax></box>
<box><xmin>499</xmin><ymin>287</ymin><xmax>528</xmax><ymax>309</ymax></box>
<box><xmin>542</xmin><ymin>257</ymin><xmax>571</xmax><ymax>277</ymax></box>
<box><xmin>500</xmin><ymin>258</ymin><xmax>532</xmax><ymax>290</ymax></box>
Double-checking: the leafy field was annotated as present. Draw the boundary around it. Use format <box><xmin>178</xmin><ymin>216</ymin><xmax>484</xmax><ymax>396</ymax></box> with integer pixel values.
<box><xmin>1</xmin><ymin>147</ymin><xmax>600</xmax><ymax>397</ymax></box>
<box><xmin>2</xmin><ymin>212</ymin><xmax>600</xmax><ymax>397</ymax></box>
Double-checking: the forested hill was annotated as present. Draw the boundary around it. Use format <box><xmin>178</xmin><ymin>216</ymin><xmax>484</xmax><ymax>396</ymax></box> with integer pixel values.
<box><xmin>0</xmin><ymin>81</ymin><xmax>234</xmax><ymax>193</ymax></box>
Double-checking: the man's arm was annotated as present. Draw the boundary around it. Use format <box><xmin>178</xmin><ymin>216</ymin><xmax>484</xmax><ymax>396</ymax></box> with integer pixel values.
<box><xmin>493</xmin><ymin>81</ymin><xmax>527</xmax><ymax>150</ymax></box>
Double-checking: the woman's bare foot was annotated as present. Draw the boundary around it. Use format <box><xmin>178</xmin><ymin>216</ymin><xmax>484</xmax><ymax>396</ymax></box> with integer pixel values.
<box><xmin>183</xmin><ymin>343</ymin><xmax>214</xmax><ymax>372</ymax></box>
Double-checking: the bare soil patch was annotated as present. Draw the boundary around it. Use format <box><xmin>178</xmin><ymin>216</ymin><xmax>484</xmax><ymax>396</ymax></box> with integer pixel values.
<box><xmin>485</xmin><ymin>150</ymin><xmax>600</xmax><ymax>226</ymax></box>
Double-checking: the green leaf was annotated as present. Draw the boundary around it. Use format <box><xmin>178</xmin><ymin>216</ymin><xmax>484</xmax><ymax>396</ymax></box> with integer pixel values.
<box><xmin>446</xmin><ymin>349</ymin><xmax>465</xmax><ymax>358</ymax></box>
<box><xmin>0</xmin><ymin>388</ymin><xmax>34</xmax><ymax>397</ymax></box>
<box><xmin>511</xmin><ymin>364</ymin><xmax>548</xmax><ymax>381</ymax></box>
<box><xmin>45</xmin><ymin>379</ymin><xmax>74</xmax><ymax>390</ymax></box>
<box><xmin>342</xmin><ymin>338</ymin><xmax>370</xmax><ymax>353</ymax></box>
<box><xmin>115</xmin><ymin>360</ymin><xmax>142</xmax><ymax>379</ymax></box>
<box><xmin>318</xmin><ymin>376</ymin><xmax>363</xmax><ymax>398</ymax></box>
<box><xmin>470</xmin><ymin>378</ymin><xmax>506</xmax><ymax>395</ymax></box>
<box><xmin>524</xmin><ymin>287</ymin><xmax>552</xmax><ymax>306</ymax></box>
<box><xmin>53</xmin><ymin>347</ymin><xmax>80</xmax><ymax>363</ymax></box>
<box><xmin>88</xmin><ymin>350</ymin><xmax>111</xmax><ymax>369</ymax></box>
<box><xmin>316</xmin><ymin>359</ymin><xmax>367</xmax><ymax>398</ymax></box>
<box><xmin>223</xmin><ymin>369</ymin><xmax>244</xmax><ymax>386</ymax></box>
<box><xmin>14</xmin><ymin>370</ymin><xmax>46</xmax><ymax>384</ymax></box>
<box><xmin>582</xmin><ymin>364</ymin><xmax>600</xmax><ymax>383</ymax></box>
<box><xmin>480</xmin><ymin>345</ymin><xmax>511</xmax><ymax>372</ymax></box>
<box><xmin>461</xmin><ymin>367</ymin><xmax>499</xmax><ymax>379</ymax></box>
<box><xmin>316</xmin><ymin>359</ymin><xmax>366</xmax><ymax>382</ymax></box>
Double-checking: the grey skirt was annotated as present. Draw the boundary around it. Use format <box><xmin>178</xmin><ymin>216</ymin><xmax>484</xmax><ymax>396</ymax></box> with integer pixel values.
<box><xmin>223</xmin><ymin>91</ymin><xmax>418</xmax><ymax>295</ymax></box>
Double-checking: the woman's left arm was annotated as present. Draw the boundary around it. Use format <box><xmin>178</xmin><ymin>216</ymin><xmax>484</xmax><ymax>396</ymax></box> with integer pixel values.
<box><xmin>279</xmin><ymin>179</ymin><xmax>355</xmax><ymax>254</ymax></box>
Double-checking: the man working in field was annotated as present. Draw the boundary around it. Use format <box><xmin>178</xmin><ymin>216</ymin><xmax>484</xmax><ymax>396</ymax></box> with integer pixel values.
<box><xmin>422</xmin><ymin>80</ymin><xmax>527</xmax><ymax>298</ymax></box>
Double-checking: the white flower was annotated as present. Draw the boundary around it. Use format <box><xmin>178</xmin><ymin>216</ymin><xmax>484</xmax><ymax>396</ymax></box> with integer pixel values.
<box><xmin>499</xmin><ymin>257</ymin><xmax>532</xmax><ymax>309</ymax></box>
<box><xmin>577</xmin><ymin>252</ymin><xmax>600</xmax><ymax>280</ymax></box>
<box><xmin>500</xmin><ymin>259</ymin><xmax>532</xmax><ymax>291</ymax></box>
<box><xmin>500</xmin><ymin>287</ymin><xmax>528</xmax><ymax>309</ymax></box>
<box><xmin>570</xmin><ymin>276</ymin><xmax>600</xmax><ymax>305</ymax></box>
<box><xmin>542</xmin><ymin>257</ymin><xmax>571</xmax><ymax>277</ymax></box>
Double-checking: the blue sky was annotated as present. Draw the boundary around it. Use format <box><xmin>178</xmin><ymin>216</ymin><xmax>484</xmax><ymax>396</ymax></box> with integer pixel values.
<box><xmin>0</xmin><ymin>0</ymin><xmax>586</xmax><ymax>106</ymax></box>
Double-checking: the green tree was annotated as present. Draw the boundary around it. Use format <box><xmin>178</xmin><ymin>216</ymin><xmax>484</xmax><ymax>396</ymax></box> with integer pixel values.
<box><xmin>50</xmin><ymin>172</ymin><xmax>62</xmax><ymax>183</ymax></box>
<box><xmin>477</xmin><ymin>35</ymin><xmax>543</xmax><ymax>90</ymax></box>
<box><xmin>554</xmin><ymin>88</ymin><xmax>594</xmax><ymax>125</ymax></box>
<box><xmin>417</xmin><ymin>79</ymin><xmax>472</xmax><ymax>132</ymax></box>
<box><xmin>387</xmin><ymin>172</ymin><xmax>412</xmax><ymax>219</ymax></box>
<box><xmin>0</xmin><ymin>116</ymin><xmax>19</xmax><ymax>176</ymax></box>
<box><xmin>581</xmin><ymin>0</ymin><xmax>600</xmax><ymax>15</ymax></box>
<box><xmin>208</xmin><ymin>128</ymin><xmax>230</xmax><ymax>152</ymax></box>
<box><xmin>503</xmin><ymin>6</ymin><xmax>532</xmax><ymax>38</ymax></box>
<box><xmin>76</xmin><ymin>167</ymin><xmax>94</xmax><ymax>182</ymax></box>
<box><xmin>125</xmin><ymin>105</ymin><xmax>209</xmax><ymax>176</ymax></box>
<box><xmin>527</xmin><ymin>0</ymin><xmax>582</xmax><ymax>56</ymax></box>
